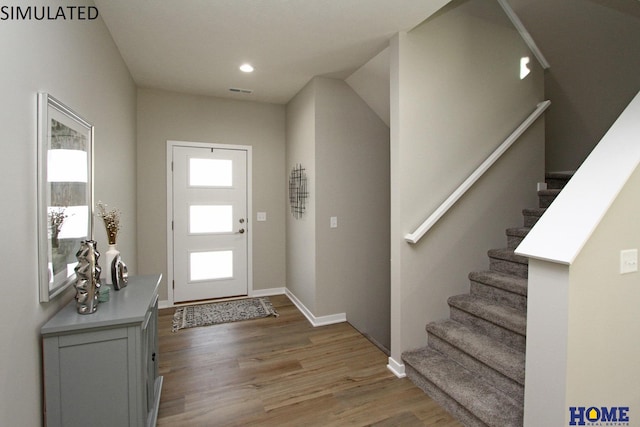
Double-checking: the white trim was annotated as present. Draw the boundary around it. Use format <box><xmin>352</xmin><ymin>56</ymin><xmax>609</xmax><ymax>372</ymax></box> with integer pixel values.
<box><xmin>387</xmin><ymin>357</ymin><xmax>406</xmax><ymax>378</ymax></box>
<box><xmin>158</xmin><ymin>300</ymin><xmax>172</xmax><ymax>310</ymax></box>
<box><xmin>497</xmin><ymin>0</ymin><xmax>550</xmax><ymax>70</ymax></box>
<box><xmin>285</xmin><ymin>289</ymin><xmax>347</xmax><ymax>327</ymax></box>
<box><xmin>166</xmin><ymin>140</ymin><xmax>253</xmax><ymax>305</ymax></box>
<box><xmin>405</xmin><ymin>100</ymin><xmax>551</xmax><ymax>244</ymax></box>
<box><xmin>251</xmin><ymin>287</ymin><xmax>286</xmax><ymax>297</ymax></box>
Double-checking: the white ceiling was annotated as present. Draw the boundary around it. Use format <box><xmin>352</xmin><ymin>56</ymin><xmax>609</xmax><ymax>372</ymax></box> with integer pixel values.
<box><xmin>94</xmin><ymin>0</ymin><xmax>449</xmax><ymax>104</ymax></box>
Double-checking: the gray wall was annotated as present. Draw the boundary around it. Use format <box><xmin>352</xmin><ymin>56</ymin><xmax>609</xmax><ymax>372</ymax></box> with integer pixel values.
<box><xmin>286</xmin><ymin>77</ymin><xmax>391</xmax><ymax>348</ymax></box>
<box><xmin>0</xmin><ymin>0</ymin><xmax>137</xmax><ymax>424</ymax></box>
<box><xmin>346</xmin><ymin>47</ymin><xmax>391</xmax><ymax>127</ymax></box>
<box><xmin>136</xmin><ymin>88</ymin><xmax>286</xmax><ymax>302</ymax></box>
<box><xmin>510</xmin><ymin>0</ymin><xmax>640</xmax><ymax>171</ymax></box>
<box><xmin>315</xmin><ymin>78</ymin><xmax>390</xmax><ymax>348</ymax></box>
<box><xmin>390</xmin><ymin>0</ymin><xmax>545</xmax><ymax>361</ymax></box>
<box><xmin>285</xmin><ymin>81</ymin><xmax>318</xmax><ymax>311</ymax></box>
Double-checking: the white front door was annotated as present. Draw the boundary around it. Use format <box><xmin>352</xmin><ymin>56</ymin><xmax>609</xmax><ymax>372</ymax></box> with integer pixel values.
<box><xmin>171</xmin><ymin>145</ymin><xmax>249</xmax><ymax>302</ymax></box>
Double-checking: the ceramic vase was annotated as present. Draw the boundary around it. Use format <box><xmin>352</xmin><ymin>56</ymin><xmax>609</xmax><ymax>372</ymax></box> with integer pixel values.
<box><xmin>74</xmin><ymin>240</ymin><xmax>101</xmax><ymax>314</ymax></box>
<box><xmin>104</xmin><ymin>244</ymin><xmax>120</xmax><ymax>285</ymax></box>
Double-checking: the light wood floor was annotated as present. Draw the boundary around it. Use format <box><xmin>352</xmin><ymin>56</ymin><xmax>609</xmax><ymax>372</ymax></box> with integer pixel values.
<box><xmin>157</xmin><ymin>294</ymin><xmax>461</xmax><ymax>426</ymax></box>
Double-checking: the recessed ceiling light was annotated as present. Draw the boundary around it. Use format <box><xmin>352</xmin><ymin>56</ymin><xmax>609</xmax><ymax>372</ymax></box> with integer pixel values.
<box><xmin>239</xmin><ymin>63</ymin><xmax>254</xmax><ymax>73</ymax></box>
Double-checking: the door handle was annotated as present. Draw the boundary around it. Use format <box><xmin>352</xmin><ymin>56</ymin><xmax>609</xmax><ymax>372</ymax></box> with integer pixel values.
<box><xmin>237</xmin><ymin>228</ymin><xmax>245</xmax><ymax>234</ymax></box>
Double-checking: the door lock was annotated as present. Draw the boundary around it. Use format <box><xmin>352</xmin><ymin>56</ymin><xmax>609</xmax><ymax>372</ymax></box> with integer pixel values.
<box><xmin>239</xmin><ymin>218</ymin><xmax>245</xmax><ymax>224</ymax></box>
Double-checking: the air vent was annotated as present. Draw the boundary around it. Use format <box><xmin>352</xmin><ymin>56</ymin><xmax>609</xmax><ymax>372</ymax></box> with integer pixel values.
<box><xmin>229</xmin><ymin>88</ymin><xmax>253</xmax><ymax>94</ymax></box>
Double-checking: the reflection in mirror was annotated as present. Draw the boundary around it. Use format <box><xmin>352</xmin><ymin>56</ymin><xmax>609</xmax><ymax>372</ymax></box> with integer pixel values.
<box><xmin>38</xmin><ymin>93</ymin><xmax>93</xmax><ymax>302</ymax></box>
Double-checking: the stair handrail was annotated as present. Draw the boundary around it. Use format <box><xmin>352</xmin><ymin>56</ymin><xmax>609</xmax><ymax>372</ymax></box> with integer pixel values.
<box><xmin>405</xmin><ymin>100</ymin><xmax>551</xmax><ymax>245</ymax></box>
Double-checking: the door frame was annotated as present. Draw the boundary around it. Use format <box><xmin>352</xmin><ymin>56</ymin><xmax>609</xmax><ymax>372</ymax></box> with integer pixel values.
<box><xmin>166</xmin><ymin>140</ymin><xmax>253</xmax><ymax>306</ymax></box>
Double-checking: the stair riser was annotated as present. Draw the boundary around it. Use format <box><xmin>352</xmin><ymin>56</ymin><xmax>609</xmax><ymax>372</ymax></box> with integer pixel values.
<box><xmin>470</xmin><ymin>281</ymin><xmax>526</xmax><ymax>311</ymax></box>
<box><xmin>450</xmin><ymin>307</ymin><xmax>526</xmax><ymax>352</ymax></box>
<box><xmin>489</xmin><ymin>258</ymin><xmax>528</xmax><ymax>279</ymax></box>
<box><xmin>427</xmin><ymin>335</ymin><xmax>524</xmax><ymax>403</ymax></box>
<box><xmin>507</xmin><ymin>235</ymin><xmax>525</xmax><ymax>249</ymax></box>
<box><xmin>545</xmin><ymin>178</ymin><xmax>571</xmax><ymax>190</ymax></box>
<box><xmin>523</xmin><ymin>213</ymin><xmax>542</xmax><ymax>227</ymax></box>
<box><xmin>538</xmin><ymin>195</ymin><xmax>557</xmax><ymax>208</ymax></box>
<box><xmin>404</xmin><ymin>364</ymin><xmax>489</xmax><ymax>427</ymax></box>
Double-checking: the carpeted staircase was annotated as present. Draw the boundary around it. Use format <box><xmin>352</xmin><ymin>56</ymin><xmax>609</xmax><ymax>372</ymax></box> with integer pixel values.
<box><xmin>402</xmin><ymin>172</ymin><xmax>572</xmax><ymax>427</ymax></box>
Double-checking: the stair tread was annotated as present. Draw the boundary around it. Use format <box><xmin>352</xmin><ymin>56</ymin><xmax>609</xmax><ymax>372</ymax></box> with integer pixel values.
<box><xmin>545</xmin><ymin>171</ymin><xmax>575</xmax><ymax>180</ymax></box>
<box><xmin>448</xmin><ymin>294</ymin><xmax>526</xmax><ymax>335</ymax></box>
<box><xmin>537</xmin><ymin>188</ymin><xmax>561</xmax><ymax>196</ymax></box>
<box><xmin>403</xmin><ymin>347</ymin><xmax>523</xmax><ymax>427</ymax></box>
<box><xmin>469</xmin><ymin>270</ymin><xmax>527</xmax><ymax>296</ymax></box>
<box><xmin>488</xmin><ymin>248</ymin><xmax>528</xmax><ymax>265</ymax></box>
<box><xmin>545</xmin><ymin>172</ymin><xmax>575</xmax><ymax>189</ymax></box>
<box><xmin>522</xmin><ymin>207</ymin><xmax>546</xmax><ymax>215</ymax></box>
<box><xmin>427</xmin><ymin>319</ymin><xmax>525</xmax><ymax>385</ymax></box>
<box><xmin>506</xmin><ymin>227</ymin><xmax>531</xmax><ymax>237</ymax></box>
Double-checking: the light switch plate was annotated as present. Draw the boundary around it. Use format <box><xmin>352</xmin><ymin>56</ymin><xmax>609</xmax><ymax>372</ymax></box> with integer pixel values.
<box><xmin>330</xmin><ymin>216</ymin><xmax>338</xmax><ymax>228</ymax></box>
<box><xmin>620</xmin><ymin>249</ymin><xmax>638</xmax><ymax>274</ymax></box>
<box><xmin>257</xmin><ymin>212</ymin><xmax>267</xmax><ymax>222</ymax></box>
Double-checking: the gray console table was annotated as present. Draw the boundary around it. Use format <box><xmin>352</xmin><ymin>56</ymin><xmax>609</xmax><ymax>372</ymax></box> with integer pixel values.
<box><xmin>41</xmin><ymin>274</ymin><xmax>163</xmax><ymax>427</ymax></box>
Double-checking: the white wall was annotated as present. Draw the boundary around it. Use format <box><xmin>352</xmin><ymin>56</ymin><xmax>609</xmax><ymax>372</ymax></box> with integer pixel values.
<box><xmin>136</xmin><ymin>88</ymin><xmax>286</xmax><ymax>303</ymax></box>
<box><xmin>509</xmin><ymin>0</ymin><xmax>640</xmax><ymax>171</ymax></box>
<box><xmin>390</xmin><ymin>0</ymin><xmax>545</xmax><ymax>365</ymax></box>
<box><xmin>0</xmin><ymin>1</ymin><xmax>136</xmax><ymax>424</ymax></box>
<box><xmin>522</xmin><ymin>259</ymin><xmax>570</xmax><ymax>425</ymax></box>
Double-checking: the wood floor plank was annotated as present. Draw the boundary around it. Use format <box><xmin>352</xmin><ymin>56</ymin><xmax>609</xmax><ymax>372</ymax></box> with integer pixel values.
<box><xmin>157</xmin><ymin>294</ymin><xmax>461</xmax><ymax>426</ymax></box>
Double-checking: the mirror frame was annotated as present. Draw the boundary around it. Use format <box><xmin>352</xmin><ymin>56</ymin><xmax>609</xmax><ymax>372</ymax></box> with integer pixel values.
<box><xmin>37</xmin><ymin>93</ymin><xmax>94</xmax><ymax>302</ymax></box>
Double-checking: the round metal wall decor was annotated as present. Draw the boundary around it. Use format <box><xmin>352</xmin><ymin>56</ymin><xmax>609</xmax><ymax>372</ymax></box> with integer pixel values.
<box><xmin>289</xmin><ymin>163</ymin><xmax>308</xmax><ymax>219</ymax></box>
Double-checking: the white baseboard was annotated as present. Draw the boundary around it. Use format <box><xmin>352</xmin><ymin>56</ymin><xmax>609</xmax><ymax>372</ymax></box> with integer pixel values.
<box><xmin>159</xmin><ymin>300</ymin><xmax>172</xmax><ymax>310</ymax></box>
<box><xmin>387</xmin><ymin>357</ymin><xmax>406</xmax><ymax>378</ymax></box>
<box><xmin>285</xmin><ymin>289</ymin><xmax>346</xmax><ymax>327</ymax></box>
<box><xmin>251</xmin><ymin>287</ymin><xmax>286</xmax><ymax>297</ymax></box>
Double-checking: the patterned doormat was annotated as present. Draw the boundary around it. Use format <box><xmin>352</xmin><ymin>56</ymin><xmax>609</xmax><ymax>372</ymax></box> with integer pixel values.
<box><xmin>172</xmin><ymin>297</ymin><xmax>279</xmax><ymax>332</ymax></box>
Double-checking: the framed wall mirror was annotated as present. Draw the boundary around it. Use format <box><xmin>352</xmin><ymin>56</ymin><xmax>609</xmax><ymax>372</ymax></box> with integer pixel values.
<box><xmin>37</xmin><ymin>93</ymin><xmax>93</xmax><ymax>302</ymax></box>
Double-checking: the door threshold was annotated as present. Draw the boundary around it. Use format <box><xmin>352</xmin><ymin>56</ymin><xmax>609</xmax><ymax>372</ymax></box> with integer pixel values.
<box><xmin>173</xmin><ymin>294</ymin><xmax>250</xmax><ymax>306</ymax></box>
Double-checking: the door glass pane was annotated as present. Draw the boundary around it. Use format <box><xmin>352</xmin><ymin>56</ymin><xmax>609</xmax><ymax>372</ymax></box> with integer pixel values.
<box><xmin>190</xmin><ymin>250</ymin><xmax>233</xmax><ymax>281</ymax></box>
<box><xmin>189</xmin><ymin>205</ymin><xmax>233</xmax><ymax>233</ymax></box>
<box><xmin>189</xmin><ymin>158</ymin><xmax>232</xmax><ymax>187</ymax></box>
